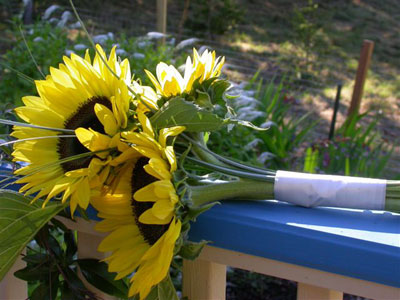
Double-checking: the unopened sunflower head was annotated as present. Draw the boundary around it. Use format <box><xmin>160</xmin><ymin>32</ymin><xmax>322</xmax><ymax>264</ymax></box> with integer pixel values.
<box><xmin>144</xmin><ymin>48</ymin><xmax>225</xmax><ymax>99</ymax></box>
<box><xmin>186</xmin><ymin>48</ymin><xmax>225</xmax><ymax>87</ymax></box>
<box><xmin>11</xmin><ymin>45</ymin><xmax>136</xmax><ymax>215</ymax></box>
<box><xmin>92</xmin><ymin>112</ymin><xmax>185</xmax><ymax>299</ymax></box>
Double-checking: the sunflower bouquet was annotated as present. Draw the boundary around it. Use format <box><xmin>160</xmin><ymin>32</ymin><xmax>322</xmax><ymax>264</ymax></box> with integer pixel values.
<box><xmin>1</xmin><ymin>40</ymin><xmax>399</xmax><ymax>299</ymax></box>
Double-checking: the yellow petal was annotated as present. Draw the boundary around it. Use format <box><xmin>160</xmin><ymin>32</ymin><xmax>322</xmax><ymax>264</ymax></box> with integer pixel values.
<box><xmin>158</xmin><ymin>126</ymin><xmax>185</xmax><ymax>148</ymax></box>
<box><xmin>151</xmin><ymin>199</ymin><xmax>174</xmax><ymax>220</ymax></box>
<box><xmin>144</xmin><ymin>69</ymin><xmax>162</xmax><ymax>93</ymax></box>
<box><xmin>94</xmin><ymin>103</ymin><xmax>118</xmax><ymax>136</ymax></box>
<box><xmin>75</xmin><ymin>127</ymin><xmax>111</xmax><ymax>157</ymax></box>
<box><xmin>164</xmin><ymin>146</ymin><xmax>177</xmax><ymax>172</ymax></box>
<box><xmin>138</xmin><ymin>112</ymin><xmax>154</xmax><ymax>137</ymax></box>
<box><xmin>138</xmin><ymin>209</ymin><xmax>170</xmax><ymax>225</ymax></box>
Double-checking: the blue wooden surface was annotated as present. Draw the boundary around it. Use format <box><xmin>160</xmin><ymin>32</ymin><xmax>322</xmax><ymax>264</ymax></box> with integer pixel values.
<box><xmin>188</xmin><ymin>200</ymin><xmax>400</xmax><ymax>288</ymax></box>
<box><xmin>2</xmin><ymin>166</ymin><xmax>399</xmax><ymax>288</ymax></box>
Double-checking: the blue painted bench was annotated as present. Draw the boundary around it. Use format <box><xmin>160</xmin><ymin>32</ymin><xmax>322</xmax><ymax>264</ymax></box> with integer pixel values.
<box><xmin>1</xmin><ymin>165</ymin><xmax>399</xmax><ymax>299</ymax></box>
<box><xmin>185</xmin><ymin>200</ymin><xmax>400</xmax><ymax>299</ymax></box>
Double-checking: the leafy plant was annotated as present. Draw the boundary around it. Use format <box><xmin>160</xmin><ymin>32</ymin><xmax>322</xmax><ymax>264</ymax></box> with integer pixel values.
<box><xmin>291</xmin><ymin>0</ymin><xmax>324</xmax><ymax>67</ymax></box>
<box><xmin>0</xmin><ymin>20</ymin><xmax>70</xmax><ymax>106</ymax></box>
<box><xmin>14</xmin><ymin>218</ymin><xmax>129</xmax><ymax>300</ymax></box>
<box><xmin>305</xmin><ymin>113</ymin><xmax>393</xmax><ymax>177</ymax></box>
<box><xmin>0</xmin><ymin>19</ymin><xmax>188</xmax><ymax>107</ymax></box>
<box><xmin>0</xmin><ymin>190</ymin><xmax>66</xmax><ymax>281</ymax></box>
<box><xmin>183</xmin><ymin>0</ymin><xmax>244</xmax><ymax>37</ymax></box>
<box><xmin>250</xmin><ymin>75</ymin><xmax>317</xmax><ymax>170</ymax></box>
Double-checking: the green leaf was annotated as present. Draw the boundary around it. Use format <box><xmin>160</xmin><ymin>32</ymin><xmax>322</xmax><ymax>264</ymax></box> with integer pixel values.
<box><xmin>179</xmin><ymin>240</ymin><xmax>208</xmax><ymax>260</ymax></box>
<box><xmin>158</xmin><ymin>275</ymin><xmax>179</xmax><ymax>300</ymax></box>
<box><xmin>194</xmin><ymin>90</ymin><xmax>213</xmax><ymax>109</ymax></box>
<box><xmin>228</xmin><ymin>118</ymin><xmax>269</xmax><ymax>131</ymax></box>
<box><xmin>60</xmin><ymin>282</ymin><xmax>75</xmax><ymax>300</ymax></box>
<box><xmin>64</xmin><ymin>230</ymin><xmax>77</xmax><ymax>263</ymax></box>
<box><xmin>30</xmin><ymin>274</ymin><xmax>59</xmax><ymax>300</ymax></box>
<box><xmin>77</xmin><ymin>258</ymin><xmax>128</xmax><ymax>298</ymax></box>
<box><xmin>150</xmin><ymin>98</ymin><xmax>225</xmax><ymax>132</ymax></box>
<box><xmin>209</xmin><ymin>79</ymin><xmax>230</xmax><ymax>105</ymax></box>
<box><xmin>14</xmin><ymin>263</ymin><xmax>55</xmax><ymax>281</ymax></box>
<box><xmin>30</xmin><ymin>282</ymin><xmax>52</xmax><ymax>300</ymax></box>
<box><xmin>185</xmin><ymin>201</ymin><xmax>219</xmax><ymax>222</ymax></box>
<box><xmin>0</xmin><ymin>190</ymin><xmax>66</xmax><ymax>281</ymax></box>
<box><xmin>145</xmin><ymin>274</ymin><xmax>179</xmax><ymax>300</ymax></box>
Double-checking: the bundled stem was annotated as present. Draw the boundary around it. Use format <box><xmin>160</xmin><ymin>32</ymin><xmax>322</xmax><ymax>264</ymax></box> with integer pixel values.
<box><xmin>190</xmin><ymin>178</ymin><xmax>275</xmax><ymax>207</ymax></box>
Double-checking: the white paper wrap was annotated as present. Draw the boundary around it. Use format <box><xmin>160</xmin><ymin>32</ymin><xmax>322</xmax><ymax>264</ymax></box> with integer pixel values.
<box><xmin>274</xmin><ymin>171</ymin><xmax>387</xmax><ymax>210</ymax></box>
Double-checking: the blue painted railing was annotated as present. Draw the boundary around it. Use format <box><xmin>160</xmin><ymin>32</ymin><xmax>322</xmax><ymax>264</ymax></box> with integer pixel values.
<box><xmin>2</xmin><ymin>166</ymin><xmax>399</xmax><ymax>289</ymax></box>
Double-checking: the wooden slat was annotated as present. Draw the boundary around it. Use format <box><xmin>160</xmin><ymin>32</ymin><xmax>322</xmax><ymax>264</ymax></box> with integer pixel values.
<box><xmin>297</xmin><ymin>283</ymin><xmax>343</xmax><ymax>300</ymax></box>
<box><xmin>0</xmin><ymin>250</ymin><xmax>27</xmax><ymax>299</ymax></box>
<box><xmin>198</xmin><ymin>246</ymin><xmax>400</xmax><ymax>300</ymax></box>
<box><xmin>183</xmin><ymin>258</ymin><xmax>227</xmax><ymax>300</ymax></box>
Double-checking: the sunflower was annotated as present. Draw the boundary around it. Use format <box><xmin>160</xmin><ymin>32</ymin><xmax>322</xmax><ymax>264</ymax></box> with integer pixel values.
<box><xmin>92</xmin><ymin>114</ymin><xmax>184</xmax><ymax>299</ymax></box>
<box><xmin>11</xmin><ymin>45</ymin><xmax>133</xmax><ymax>215</ymax></box>
<box><xmin>130</xmin><ymin>80</ymin><xmax>159</xmax><ymax>113</ymax></box>
<box><xmin>145</xmin><ymin>48</ymin><xmax>225</xmax><ymax>98</ymax></box>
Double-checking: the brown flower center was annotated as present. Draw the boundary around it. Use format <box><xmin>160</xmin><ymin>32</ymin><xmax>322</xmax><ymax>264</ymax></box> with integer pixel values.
<box><xmin>57</xmin><ymin>96</ymin><xmax>112</xmax><ymax>173</ymax></box>
<box><xmin>131</xmin><ymin>157</ymin><xmax>169</xmax><ymax>245</ymax></box>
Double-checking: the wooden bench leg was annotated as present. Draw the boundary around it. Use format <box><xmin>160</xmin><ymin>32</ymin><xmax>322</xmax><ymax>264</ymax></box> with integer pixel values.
<box><xmin>0</xmin><ymin>249</ymin><xmax>27</xmax><ymax>300</ymax></box>
<box><xmin>183</xmin><ymin>259</ymin><xmax>226</xmax><ymax>300</ymax></box>
<box><xmin>77</xmin><ymin>231</ymin><xmax>116</xmax><ymax>300</ymax></box>
<box><xmin>297</xmin><ymin>282</ymin><xmax>343</xmax><ymax>300</ymax></box>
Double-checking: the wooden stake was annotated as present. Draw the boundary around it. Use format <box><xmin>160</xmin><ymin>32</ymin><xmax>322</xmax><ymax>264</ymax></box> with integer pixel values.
<box><xmin>347</xmin><ymin>40</ymin><xmax>374</xmax><ymax>120</ymax></box>
<box><xmin>157</xmin><ymin>0</ymin><xmax>167</xmax><ymax>44</ymax></box>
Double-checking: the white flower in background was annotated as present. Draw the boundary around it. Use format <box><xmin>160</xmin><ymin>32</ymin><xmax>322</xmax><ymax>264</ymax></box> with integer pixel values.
<box><xmin>147</xmin><ymin>32</ymin><xmax>168</xmax><ymax>40</ymax></box>
<box><xmin>57</xmin><ymin>11</ymin><xmax>72</xmax><ymax>28</ymax></box>
<box><xmin>258</xmin><ymin>152</ymin><xmax>276</xmax><ymax>164</ymax></box>
<box><xmin>198</xmin><ymin>45</ymin><xmax>211</xmax><ymax>54</ymax></box>
<box><xmin>64</xmin><ymin>49</ymin><xmax>74</xmax><ymax>56</ymax></box>
<box><xmin>237</xmin><ymin>110</ymin><xmax>266</xmax><ymax>122</ymax></box>
<box><xmin>69</xmin><ymin>21</ymin><xmax>81</xmax><ymax>29</ymax></box>
<box><xmin>43</xmin><ymin>5</ymin><xmax>60</xmax><ymax>20</ymax></box>
<box><xmin>93</xmin><ymin>34</ymin><xmax>108</xmax><ymax>44</ymax></box>
<box><xmin>116</xmin><ymin>49</ymin><xmax>128</xmax><ymax>56</ymax></box>
<box><xmin>33</xmin><ymin>37</ymin><xmax>44</xmax><ymax>43</ymax></box>
<box><xmin>245</xmin><ymin>138</ymin><xmax>263</xmax><ymax>151</ymax></box>
<box><xmin>92</xmin><ymin>32</ymin><xmax>114</xmax><ymax>45</ymax></box>
<box><xmin>227</xmin><ymin>82</ymin><xmax>265</xmax><ymax>121</ymax></box>
<box><xmin>168</xmin><ymin>37</ymin><xmax>176</xmax><ymax>46</ymax></box>
<box><xmin>73</xmin><ymin>44</ymin><xmax>87</xmax><ymax>51</ymax></box>
<box><xmin>260</xmin><ymin>121</ymin><xmax>275</xmax><ymax>129</ymax></box>
<box><xmin>61</xmin><ymin>11</ymin><xmax>72</xmax><ymax>22</ymax></box>
<box><xmin>137</xmin><ymin>41</ymin><xmax>151</xmax><ymax>48</ymax></box>
<box><xmin>48</xmin><ymin>17</ymin><xmax>58</xmax><ymax>25</ymax></box>
<box><xmin>175</xmin><ymin>38</ymin><xmax>200</xmax><ymax>50</ymax></box>
<box><xmin>133</xmin><ymin>53</ymin><xmax>145</xmax><ymax>59</ymax></box>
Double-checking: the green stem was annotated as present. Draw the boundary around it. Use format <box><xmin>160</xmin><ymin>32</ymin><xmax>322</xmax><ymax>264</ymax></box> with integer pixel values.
<box><xmin>385</xmin><ymin>183</ymin><xmax>400</xmax><ymax>213</ymax></box>
<box><xmin>182</xmin><ymin>133</ymin><xmax>275</xmax><ymax>175</ymax></box>
<box><xmin>188</xmin><ymin>132</ymin><xmax>226</xmax><ymax>166</ymax></box>
<box><xmin>190</xmin><ymin>179</ymin><xmax>275</xmax><ymax>207</ymax></box>
<box><xmin>385</xmin><ymin>198</ymin><xmax>400</xmax><ymax>213</ymax></box>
